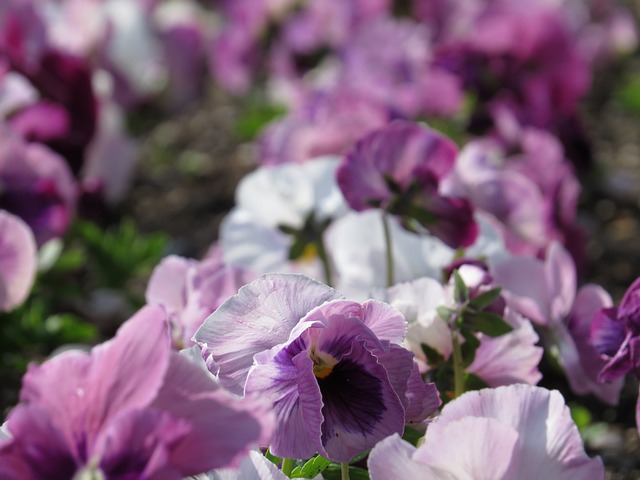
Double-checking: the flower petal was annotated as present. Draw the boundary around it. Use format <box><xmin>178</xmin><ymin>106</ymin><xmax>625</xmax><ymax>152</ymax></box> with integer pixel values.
<box><xmin>0</xmin><ymin>210</ymin><xmax>37</xmax><ymax>312</ymax></box>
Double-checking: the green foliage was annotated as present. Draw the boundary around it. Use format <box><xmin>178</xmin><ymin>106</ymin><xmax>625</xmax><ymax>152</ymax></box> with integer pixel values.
<box><xmin>616</xmin><ymin>75</ymin><xmax>640</xmax><ymax>115</ymax></box>
<box><xmin>290</xmin><ymin>455</ymin><xmax>332</xmax><ymax>478</ymax></box>
<box><xmin>322</xmin><ymin>465</ymin><xmax>370</xmax><ymax>480</ymax></box>
<box><xmin>234</xmin><ymin>98</ymin><xmax>286</xmax><ymax>141</ymax></box>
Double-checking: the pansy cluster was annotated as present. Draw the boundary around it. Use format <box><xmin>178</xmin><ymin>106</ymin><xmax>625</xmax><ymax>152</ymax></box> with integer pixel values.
<box><xmin>1</xmin><ymin>0</ymin><xmax>639</xmax><ymax>479</ymax></box>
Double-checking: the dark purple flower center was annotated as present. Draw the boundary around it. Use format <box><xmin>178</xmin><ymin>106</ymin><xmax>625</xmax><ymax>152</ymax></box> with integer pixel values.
<box><xmin>317</xmin><ymin>359</ymin><xmax>385</xmax><ymax>444</ymax></box>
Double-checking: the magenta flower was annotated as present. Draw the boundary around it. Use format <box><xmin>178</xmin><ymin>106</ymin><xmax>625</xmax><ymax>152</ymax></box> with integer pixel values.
<box><xmin>368</xmin><ymin>384</ymin><xmax>604</xmax><ymax>480</ymax></box>
<box><xmin>591</xmin><ymin>277</ymin><xmax>640</xmax><ymax>382</ymax></box>
<box><xmin>0</xmin><ymin>306</ymin><xmax>272</xmax><ymax>479</ymax></box>
<box><xmin>0</xmin><ymin>209</ymin><xmax>37</xmax><ymax>312</ymax></box>
<box><xmin>337</xmin><ymin>120</ymin><xmax>478</xmax><ymax>248</ymax></box>
<box><xmin>146</xmin><ymin>254</ymin><xmax>256</xmax><ymax>348</ymax></box>
<box><xmin>194</xmin><ymin>274</ymin><xmax>440</xmax><ymax>462</ymax></box>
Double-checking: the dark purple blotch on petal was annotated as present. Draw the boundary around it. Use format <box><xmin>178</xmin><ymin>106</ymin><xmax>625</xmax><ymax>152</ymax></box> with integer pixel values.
<box><xmin>318</xmin><ymin>358</ymin><xmax>385</xmax><ymax>445</ymax></box>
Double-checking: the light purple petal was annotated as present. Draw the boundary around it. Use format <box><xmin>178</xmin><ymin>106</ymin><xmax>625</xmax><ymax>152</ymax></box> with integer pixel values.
<box><xmin>245</xmin><ymin>345</ymin><xmax>322</xmax><ymax>460</ymax></box>
<box><xmin>146</xmin><ymin>255</ymin><xmax>194</xmax><ymax>314</ymax></box>
<box><xmin>194</xmin><ymin>274</ymin><xmax>342</xmax><ymax>394</ymax></box>
<box><xmin>205</xmin><ymin>450</ymin><xmax>290</xmax><ymax>480</ymax></box>
<box><xmin>468</xmin><ymin>309</ymin><xmax>543</xmax><ymax>387</ymax></box>
<box><xmin>545</xmin><ymin>242</ymin><xmax>576</xmax><ymax>323</ymax></box>
<box><xmin>0</xmin><ymin>210</ymin><xmax>37</xmax><ymax>311</ymax></box>
<box><xmin>426</xmin><ymin>385</ymin><xmax>605</xmax><ymax>480</ymax></box>
<box><xmin>368</xmin><ymin>434</ymin><xmax>438</xmax><ymax>480</ymax></box>
<box><xmin>404</xmin><ymin>364</ymin><xmax>441</xmax><ymax>424</ymax></box>
<box><xmin>416</xmin><ymin>417</ymin><xmax>520</xmax><ymax>479</ymax></box>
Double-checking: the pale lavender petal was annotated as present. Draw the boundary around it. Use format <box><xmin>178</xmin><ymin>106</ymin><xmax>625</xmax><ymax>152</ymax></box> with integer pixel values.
<box><xmin>368</xmin><ymin>434</ymin><xmax>440</xmax><ymax>480</ymax></box>
<box><xmin>468</xmin><ymin>309</ymin><xmax>543</xmax><ymax>387</ymax></box>
<box><xmin>545</xmin><ymin>242</ymin><xmax>576</xmax><ymax>323</ymax></box>
<box><xmin>491</xmin><ymin>255</ymin><xmax>550</xmax><ymax>325</ymax></box>
<box><xmin>0</xmin><ymin>210</ymin><xmax>37</xmax><ymax>311</ymax></box>
<box><xmin>416</xmin><ymin>417</ymin><xmax>519</xmax><ymax>479</ymax></box>
<box><xmin>360</xmin><ymin>299</ymin><xmax>407</xmax><ymax>345</ymax></box>
<box><xmin>194</xmin><ymin>274</ymin><xmax>342</xmax><ymax>394</ymax></box>
<box><xmin>204</xmin><ymin>450</ymin><xmax>289</xmax><ymax>480</ymax></box>
<box><xmin>560</xmin><ymin>285</ymin><xmax>622</xmax><ymax>405</ymax></box>
<box><xmin>427</xmin><ymin>385</ymin><xmax>604</xmax><ymax>480</ymax></box>
<box><xmin>146</xmin><ymin>255</ymin><xmax>194</xmax><ymax>313</ymax></box>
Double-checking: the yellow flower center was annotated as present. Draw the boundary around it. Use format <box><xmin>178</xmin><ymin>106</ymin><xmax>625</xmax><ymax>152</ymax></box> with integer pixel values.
<box><xmin>310</xmin><ymin>349</ymin><xmax>337</xmax><ymax>379</ymax></box>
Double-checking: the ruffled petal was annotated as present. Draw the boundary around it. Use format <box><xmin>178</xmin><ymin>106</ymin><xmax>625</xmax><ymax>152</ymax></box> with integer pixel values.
<box><xmin>194</xmin><ymin>274</ymin><xmax>342</xmax><ymax>394</ymax></box>
<box><xmin>368</xmin><ymin>434</ymin><xmax>441</xmax><ymax>480</ymax></box>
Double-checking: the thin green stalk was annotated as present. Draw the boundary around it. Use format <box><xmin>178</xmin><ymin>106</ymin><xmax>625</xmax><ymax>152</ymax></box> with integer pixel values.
<box><xmin>316</xmin><ymin>235</ymin><xmax>334</xmax><ymax>287</ymax></box>
<box><xmin>382</xmin><ymin>212</ymin><xmax>395</xmax><ymax>287</ymax></box>
<box><xmin>341</xmin><ymin>462</ymin><xmax>350</xmax><ymax>480</ymax></box>
<box><xmin>281</xmin><ymin>458</ymin><xmax>295</xmax><ymax>477</ymax></box>
<box><xmin>451</xmin><ymin>332</ymin><xmax>465</xmax><ymax>398</ymax></box>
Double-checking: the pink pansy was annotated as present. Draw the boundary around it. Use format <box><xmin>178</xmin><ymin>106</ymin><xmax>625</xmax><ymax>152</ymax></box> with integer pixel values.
<box><xmin>146</xmin><ymin>254</ymin><xmax>256</xmax><ymax>348</ymax></box>
<box><xmin>0</xmin><ymin>306</ymin><xmax>273</xmax><ymax>479</ymax></box>
<box><xmin>368</xmin><ymin>384</ymin><xmax>604</xmax><ymax>480</ymax></box>
<box><xmin>0</xmin><ymin>124</ymin><xmax>76</xmax><ymax>245</ymax></box>
<box><xmin>492</xmin><ymin>242</ymin><xmax>623</xmax><ymax>404</ymax></box>
<box><xmin>0</xmin><ymin>210</ymin><xmax>37</xmax><ymax>312</ymax></box>
<box><xmin>195</xmin><ymin>274</ymin><xmax>440</xmax><ymax>461</ymax></box>
<box><xmin>337</xmin><ymin>120</ymin><xmax>477</xmax><ymax>248</ymax></box>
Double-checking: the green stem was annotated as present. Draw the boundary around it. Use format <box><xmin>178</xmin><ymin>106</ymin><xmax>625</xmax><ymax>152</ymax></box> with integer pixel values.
<box><xmin>316</xmin><ymin>234</ymin><xmax>334</xmax><ymax>287</ymax></box>
<box><xmin>382</xmin><ymin>212</ymin><xmax>395</xmax><ymax>287</ymax></box>
<box><xmin>341</xmin><ymin>462</ymin><xmax>350</xmax><ymax>480</ymax></box>
<box><xmin>451</xmin><ymin>331</ymin><xmax>465</xmax><ymax>398</ymax></box>
<box><xmin>281</xmin><ymin>458</ymin><xmax>295</xmax><ymax>477</ymax></box>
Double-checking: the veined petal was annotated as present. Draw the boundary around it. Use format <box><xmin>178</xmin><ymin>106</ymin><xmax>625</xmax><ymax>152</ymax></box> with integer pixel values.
<box><xmin>361</xmin><ymin>299</ymin><xmax>407</xmax><ymax>345</ymax></box>
<box><xmin>194</xmin><ymin>274</ymin><xmax>342</xmax><ymax>394</ymax></box>
<box><xmin>245</xmin><ymin>343</ymin><xmax>323</xmax><ymax>460</ymax></box>
<box><xmin>368</xmin><ymin>434</ymin><xmax>443</xmax><ymax>480</ymax></box>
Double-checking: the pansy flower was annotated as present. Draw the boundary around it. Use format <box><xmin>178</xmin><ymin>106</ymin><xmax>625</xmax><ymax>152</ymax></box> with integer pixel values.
<box><xmin>194</xmin><ymin>274</ymin><xmax>440</xmax><ymax>462</ymax></box>
<box><xmin>337</xmin><ymin>120</ymin><xmax>477</xmax><ymax>248</ymax></box>
<box><xmin>0</xmin><ymin>306</ymin><xmax>273</xmax><ymax>479</ymax></box>
<box><xmin>368</xmin><ymin>384</ymin><xmax>604</xmax><ymax>480</ymax></box>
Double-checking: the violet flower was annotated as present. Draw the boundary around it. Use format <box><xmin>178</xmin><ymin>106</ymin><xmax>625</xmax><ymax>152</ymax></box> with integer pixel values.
<box><xmin>591</xmin><ymin>277</ymin><xmax>640</xmax><ymax>382</ymax></box>
<box><xmin>492</xmin><ymin>242</ymin><xmax>622</xmax><ymax>404</ymax></box>
<box><xmin>368</xmin><ymin>384</ymin><xmax>604</xmax><ymax>480</ymax></box>
<box><xmin>194</xmin><ymin>274</ymin><xmax>440</xmax><ymax>462</ymax></box>
<box><xmin>0</xmin><ymin>209</ymin><xmax>37</xmax><ymax>312</ymax></box>
<box><xmin>0</xmin><ymin>124</ymin><xmax>76</xmax><ymax>245</ymax></box>
<box><xmin>337</xmin><ymin>120</ymin><xmax>477</xmax><ymax>249</ymax></box>
<box><xmin>0</xmin><ymin>306</ymin><xmax>273</xmax><ymax>479</ymax></box>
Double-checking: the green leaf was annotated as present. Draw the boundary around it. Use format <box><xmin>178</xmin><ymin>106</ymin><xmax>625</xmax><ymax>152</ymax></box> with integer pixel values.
<box><xmin>569</xmin><ymin>403</ymin><xmax>592</xmax><ymax>431</ymax></box>
<box><xmin>264</xmin><ymin>448</ymin><xmax>281</xmax><ymax>466</ymax></box>
<box><xmin>290</xmin><ymin>455</ymin><xmax>332</xmax><ymax>478</ymax></box>
<box><xmin>234</xmin><ymin>101</ymin><xmax>286</xmax><ymax>141</ymax></box>
<box><xmin>459</xmin><ymin>327</ymin><xmax>481</xmax><ymax>367</ymax></box>
<box><xmin>402</xmin><ymin>426</ymin><xmax>425</xmax><ymax>447</ymax></box>
<box><xmin>421</xmin><ymin>343</ymin><xmax>445</xmax><ymax>367</ymax></box>
<box><xmin>436</xmin><ymin>306</ymin><xmax>454</xmax><ymax>323</ymax></box>
<box><xmin>617</xmin><ymin>75</ymin><xmax>640</xmax><ymax>115</ymax></box>
<box><xmin>466</xmin><ymin>312</ymin><xmax>513</xmax><ymax>337</ymax></box>
<box><xmin>322</xmin><ymin>465</ymin><xmax>370</xmax><ymax>480</ymax></box>
<box><xmin>452</xmin><ymin>270</ymin><xmax>469</xmax><ymax>304</ymax></box>
<box><xmin>468</xmin><ymin>288</ymin><xmax>502</xmax><ymax>311</ymax></box>
<box><xmin>288</xmin><ymin>236</ymin><xmax>309</xmax><ymax>261</ymax></box>
<box><xmin>463</xmin><ymin>373</ymin><xmax>489</xmax><ymax>392</ymax></box>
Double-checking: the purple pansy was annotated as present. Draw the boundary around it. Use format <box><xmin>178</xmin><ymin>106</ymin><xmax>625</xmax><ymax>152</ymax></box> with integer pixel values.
<box><xmin>492</xmin><ymin>242</ymin><xmax>622</xmax><ymax>404</ymax></box>
<box><xmin>195</xmin><ymin>274</ymin><xmax>440</xmax><ymax>462</ymax></box>
<box><xmin>368</xmin><ymin>384</ymin><xmax>604</xmax><ymax>480</ymax></box>
<box><xmin>0</xmin><ymin>124</ymin><xmax>76</xmax><ymax>245</ymax></box>
<box><xmin>337</xmin><ymin>120</ymin><xmax>478</xmax><ymax>248</ymax></box>
<box><xmin>0</xmin><ymin>306</ymin><xmax>273</xmax><ymax>479</ymax></box>
<box><xmin>0</xmin><ymin>209</ymin><xmax>37</xmax><ymax>312</ymax></box>
<box><xmin>591</xmin><ymin>277</ymin><xmax>640</xmax><ymax>382</ymax></box>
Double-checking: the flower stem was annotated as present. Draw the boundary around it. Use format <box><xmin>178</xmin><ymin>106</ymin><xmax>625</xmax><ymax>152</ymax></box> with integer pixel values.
<box><xmin>451</xmin><ymin>331</ymin><xmax>465</xmax><ymax>398</ymax></box>
<box><xmin>382</xmin><ymin>212</ymin><xmax>395</xmax><ymax>287</ymax></box>
<box><xmin>281</xmin><ymin>458</ymin><xmax>295</xmax><ymax>477</ymax></box>
<box><xmin>316</xmin><ymin>234</ymin><xmax>334</xmax><ymax>287</ymax></box>
<box><xmin>341</xmin><ymin>462</ymin><xmax>350</xmax><ymax>480</ymax></box>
